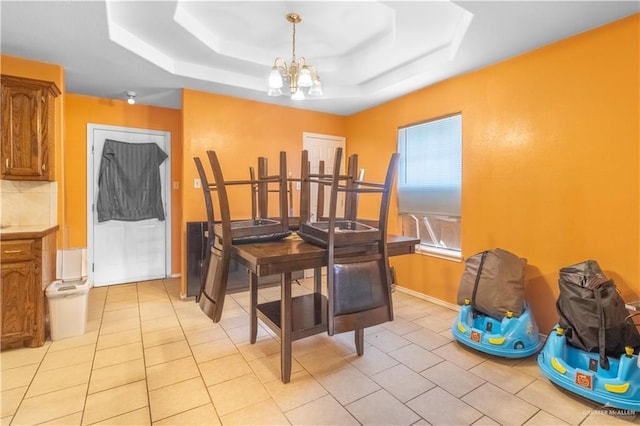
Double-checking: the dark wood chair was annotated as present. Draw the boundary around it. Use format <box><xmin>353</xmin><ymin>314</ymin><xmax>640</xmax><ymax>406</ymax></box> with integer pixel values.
<box><xmin>299</xmin><ymin>147</ymin><xmax>399</xmax><ymax>355</ymax></box>
<box><xmin>250</xmin><ymin>159</ymin><xmax>297</xmax><ymax>228</ymax></box>
<box><xmin>193</xmin><ymin>151</ymin><xmax>290</xmax><ymax>322</ymax></box>
<box><xmin>300</xmin><ymin>151</ymin><xmax>361</xmax><ymax>224</ymax></box>
<box><xmin>192</xmin><ymin>153</ymin><xmax>232</xmax><ymax>322</ymax></box>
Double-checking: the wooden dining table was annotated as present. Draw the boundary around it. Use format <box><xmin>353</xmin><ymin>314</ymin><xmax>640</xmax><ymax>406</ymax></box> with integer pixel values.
<box><xmin>231</xmin><ymin>233</ymin><xmax>419</xmax><ymax>383</ymax></box>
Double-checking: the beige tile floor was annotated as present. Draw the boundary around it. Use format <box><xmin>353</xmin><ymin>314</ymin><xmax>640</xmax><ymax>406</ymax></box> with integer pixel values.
<box><xmin>2</xmin><ymin>277</ymin><xmax>639</xmax><ymax>426</ymax></box>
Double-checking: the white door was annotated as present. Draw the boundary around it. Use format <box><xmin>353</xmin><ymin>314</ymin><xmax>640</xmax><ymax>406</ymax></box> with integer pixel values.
<box><xmin>303</xmin><ymin>132</ymin><xmax>346</xmax><ymax>221</ymax></box>
<box><xmin>302</xmin><ymin>132</ymin><xmax>345</xmax><ymax>278</ymax></box>
<box><xmin>87</xmin><ymin>124</ymin><xmax>171</xmax><ymax>287</ymax></box>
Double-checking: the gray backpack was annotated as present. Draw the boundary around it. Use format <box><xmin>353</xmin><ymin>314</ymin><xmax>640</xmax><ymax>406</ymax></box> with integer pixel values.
<box><xmin>556</xmin><ymin>260</ymin><xmax>640</xmax><ymax>369</ymax></box>
<box><xmin>457</xmin><ymin>248</ymin><xmax>526</xmax><ymax>320</ymax></box>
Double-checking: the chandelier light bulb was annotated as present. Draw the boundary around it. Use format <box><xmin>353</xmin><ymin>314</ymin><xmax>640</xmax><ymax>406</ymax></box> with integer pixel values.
<box><xmin>268</xmin><ymin>87</ymin><xmax>283</xmax><ymax>97</ymax></box>
<box><xmin>298</xmin><ymin>66</ymin><xmax>312</xmax><ymax>87</ymax></box>
<box><xmin>268</xmin><ymin>68</ymin><xmax>283</xmax><ymax>89</ymax></box>
<box><xmin>291</xmin><ymin>88</ymin><xmax>305</xmax><ymax>101</ymax></box>
<box><xmin>309</xmin><ymin>79</ymin><xmax>323</xmax><ymax>96</ymax></box>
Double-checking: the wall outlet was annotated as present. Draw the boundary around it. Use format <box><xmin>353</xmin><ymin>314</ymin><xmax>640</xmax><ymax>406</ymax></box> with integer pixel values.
<box><xmin>296</xmin><ymin>182</ymin><xmax>301</xmax><ymax>190</ymax></box>
<box><xmin>194</xmin><ymin>178</ymin><xmax>201</xmax><ymax>189</ymax></box>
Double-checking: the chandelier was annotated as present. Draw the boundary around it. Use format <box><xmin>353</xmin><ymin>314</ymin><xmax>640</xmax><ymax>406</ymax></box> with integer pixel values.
<box><xmin>268</xmin><ymin>13</ymin><xmax>322</xmax><ymax>100</ymax></box>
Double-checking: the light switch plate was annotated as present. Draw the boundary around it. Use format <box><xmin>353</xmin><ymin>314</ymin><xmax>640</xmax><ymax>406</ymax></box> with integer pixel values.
<box><xmin>194</xmin><ymin>178</ymin><xmax>201</xmax><ymax>189</ymax></box>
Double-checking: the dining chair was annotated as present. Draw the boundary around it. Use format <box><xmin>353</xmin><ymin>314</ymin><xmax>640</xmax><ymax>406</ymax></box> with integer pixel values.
<box><xmin>299</xmin><ymin>147</ymin><xmax>399</xmax><ymax>355</ymax></box>
<box><xmin>193</xmin><ymin>157</ymin><xmax>217</xmax><ymax>303</ymax></box>
<box><xmin>192</xmin><ymin>153</ymin><xmax>234</xmax><ymax>322</ymax></box>
<box><xmin>249</xmin><ymin>157</ymin><xmax>300</xmax><ymax>228</ymax></box>
<box><xmin>193</xmin><ymin>151</ymin><xmax>290</xmax><ymax>322</ymax></box>
<box><xmin>299</xmin><ymin>151</ymin><xmax>361</xmax><ymax>224</ymax></box>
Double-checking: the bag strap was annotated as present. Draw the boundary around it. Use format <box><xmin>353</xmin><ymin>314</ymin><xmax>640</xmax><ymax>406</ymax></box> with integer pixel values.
<box><xmin>626</xmin><ymin>312</ymin><xmax>640</xmax><ymax>326</ymax></box>
<box><xmin>595</xmin><ymin>288</ymin><xmax>610</xmax><ymax>370</ymax></box>
<box><xmin>471</xmin><ymin>251</ymin><xmax>488</xmax><ymax>310</ymax></box>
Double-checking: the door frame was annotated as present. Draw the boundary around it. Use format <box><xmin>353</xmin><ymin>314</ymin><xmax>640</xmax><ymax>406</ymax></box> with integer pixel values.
<box><xmin>86</xmin><ymin>123</ymin><xmax>172</xmax><ymax>285</ymax></box>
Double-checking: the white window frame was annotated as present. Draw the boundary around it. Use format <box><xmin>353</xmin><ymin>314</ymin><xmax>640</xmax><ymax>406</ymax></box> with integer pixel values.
<box><xmin>397</xmin><ymin>114</ymin><xmax>462</xmax><ymax>262</ymax></box>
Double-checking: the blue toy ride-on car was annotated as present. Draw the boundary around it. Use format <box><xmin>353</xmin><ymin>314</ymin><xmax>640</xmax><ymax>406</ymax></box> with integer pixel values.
<box><xmin>537</xmin><ymin>325</ymin><xmax>640</xmax><ymax>412</ymax></box>
<box><xmin>452</xmin><ymin>299</ymin><xmax>542</xmax><ymax>358</ymax></box>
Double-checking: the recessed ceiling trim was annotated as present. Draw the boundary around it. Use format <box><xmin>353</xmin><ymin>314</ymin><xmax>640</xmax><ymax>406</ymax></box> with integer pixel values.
<box><xmin>173</xmin><ymin>3</ymin><xmax>221</xmax><ymax>55</ymax></box>
<box><xmin>173</xmin><ymin>62</ymin><xmax>265</xmax><ymax>91</ymax></box>
<box><xmin>105</xmin><ymin>0</ymin><xmax>476</xmax><ymax>103</ymax></box>
<box><xmin>174</xmin><ymin>1</ymin><xmax>275</xmax><ymax>67</ymax></box>
<box><xmin>106</xmin><ymin>2</ymin><xmax>175</xmax><ymax>74</ymax></box>
<box><xmin>448</xmin><ymin>9</ymin><xmax>474</xmax><ymax>60</ymax></box>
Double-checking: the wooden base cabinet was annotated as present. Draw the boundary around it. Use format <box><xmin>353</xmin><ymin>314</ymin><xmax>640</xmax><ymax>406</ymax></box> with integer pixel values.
<box><xmin>2</xmin><ymin>258</ymin><xmax>37</xmax><ymax>347</ymax></box>
<box><xmin>1</xmin><ymin>227</ymin><xmax>57</xmax><ymax>349</ymax></box>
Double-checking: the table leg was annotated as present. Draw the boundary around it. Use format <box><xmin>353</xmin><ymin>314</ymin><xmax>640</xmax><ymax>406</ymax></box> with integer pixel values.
<box><xmin>250</xmin><ymin>272</ymin><xmax>258</xmax><ymax>344</ymax></box>
<box><xmin>281</xmin><ymin>271</ymin><xmax>292</xmax><ymax>383</ymax></box>
<box><xmin>313</xmin><ymin>267</ymin><xmax>322</xmax><ymax>294</ymax></box>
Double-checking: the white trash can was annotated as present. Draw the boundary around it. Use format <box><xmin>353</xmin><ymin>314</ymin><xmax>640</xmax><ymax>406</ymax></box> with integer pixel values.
<box><xmin>46</xmin><ymin>278</ymin><xmax>91</xmax><ymax>341</ymax></box>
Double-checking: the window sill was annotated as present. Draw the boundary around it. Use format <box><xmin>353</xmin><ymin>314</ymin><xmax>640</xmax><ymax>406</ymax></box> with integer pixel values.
<box><xmin>415</xmin><ymin>245</ymin><xmax>463</xmax><ymax>262</ymax></box>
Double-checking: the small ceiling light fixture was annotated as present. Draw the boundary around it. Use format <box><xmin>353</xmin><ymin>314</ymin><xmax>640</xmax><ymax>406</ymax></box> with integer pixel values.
<box><xmin>268</xmin><ymin>13</ymin><xmax>322</xmax><ymax>100</ymax></box>
<box><xmin>126</xmin><ymin>91</ymin><xmax>136</xmax><ymax>105</ymax></box>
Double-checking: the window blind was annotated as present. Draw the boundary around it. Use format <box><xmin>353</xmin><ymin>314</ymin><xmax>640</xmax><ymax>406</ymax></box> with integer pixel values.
<box><xmin>397</xmin><ymin>114</ymin><xmax>462</xmax><ymax>216</ymax></box>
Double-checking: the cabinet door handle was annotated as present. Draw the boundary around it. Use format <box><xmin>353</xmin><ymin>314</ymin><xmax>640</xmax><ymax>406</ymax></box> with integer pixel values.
<box><xmin>3</xmin><ymin>250</ymin><xmax>23</xmax><ymax>254</ymax></box>
<box><xmin>42</xmin><ymin>163</ymin><xmax>46</xmax><ymax>171</ymax></box>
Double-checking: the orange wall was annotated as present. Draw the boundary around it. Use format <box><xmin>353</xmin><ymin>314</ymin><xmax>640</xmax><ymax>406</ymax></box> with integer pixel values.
<box><xmin>64</xmin><ymin>94</ymin><xmax>183</xmax><ymax>274</ymax></box>
<box><xmin>347</xmin><ymin>14</ymin><xmax>640</xmax><ymax>332</ymax></box>
<box><xmin>1</xmin><ymin>54</ymin><xmax>65</xmax><ymax>245</ymax></box>
<box><xmin>181</xmin><ymin>89</ymin><xmax>346</xmax><ymax>293</ymax></box>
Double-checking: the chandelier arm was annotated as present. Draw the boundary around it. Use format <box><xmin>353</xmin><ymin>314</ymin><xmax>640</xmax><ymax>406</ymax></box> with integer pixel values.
<box><xmin>273</xmin><ymin>57</ymin><xmax>288</xmax><ymax>74</ymax></box>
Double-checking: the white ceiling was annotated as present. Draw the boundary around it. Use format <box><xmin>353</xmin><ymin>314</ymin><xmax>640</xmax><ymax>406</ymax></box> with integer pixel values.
<box><xmin>1</xmin><ymin>1</ymin><xmax>638</xmax><ymax>116</ymax></box>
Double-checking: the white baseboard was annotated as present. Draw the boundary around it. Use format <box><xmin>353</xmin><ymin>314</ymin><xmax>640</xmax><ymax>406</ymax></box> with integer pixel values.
<box><xmin>395</xmin><ymin>285</ymin><xmax>460</xmax><ymax>312</ymax></box>
<box><xmin>395</xmin><ymin>286</ymin><xmax>550</xmax><ymax>340</ymax></box>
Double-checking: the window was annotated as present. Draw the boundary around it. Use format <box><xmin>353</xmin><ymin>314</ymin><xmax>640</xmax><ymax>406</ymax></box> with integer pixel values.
<box><xmin>397</xmin><ymin>114</ymin><xmax>462</xmax><ymax>260</ymax></box>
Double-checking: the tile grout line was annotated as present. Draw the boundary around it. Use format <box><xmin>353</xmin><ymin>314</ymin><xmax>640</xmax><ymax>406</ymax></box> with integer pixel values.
<box><xmin>137</xmin><ymin>281</ymin><xmax>154</xmax><ymax>426</ymax></box>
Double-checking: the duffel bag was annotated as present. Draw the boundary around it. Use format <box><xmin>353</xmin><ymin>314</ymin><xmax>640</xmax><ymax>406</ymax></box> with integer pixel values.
<box><xmin>556</xmin><ymin>260</ymin><xmax>640</xmax><ymax>369</ymax></box>
<box><xmin>456</xmin><ymin>248</ymin><xmax>526</xmax><ymax>320</ymax></box>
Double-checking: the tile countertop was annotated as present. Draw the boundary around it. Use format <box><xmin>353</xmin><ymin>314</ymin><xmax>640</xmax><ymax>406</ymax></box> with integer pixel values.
<box><xmin>0</xmin><ymin>225</ymin><xmax>59</xmax><ymax>240</ymax></box>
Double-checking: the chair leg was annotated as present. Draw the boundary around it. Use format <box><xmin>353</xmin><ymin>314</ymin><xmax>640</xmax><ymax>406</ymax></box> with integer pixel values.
<box><xmin>355</xmin><ymin>328</ymin><xmax>364</xmax><ymax>356</ymax></box>
<box><xmin>250</xmin><ymin>273</ymin><xmax>258</xmax><ymax>344</ymax></box>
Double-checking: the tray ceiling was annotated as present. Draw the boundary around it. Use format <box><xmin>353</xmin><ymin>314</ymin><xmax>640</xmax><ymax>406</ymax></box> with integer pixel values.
<box><xmin>1</xmin><ymin>1</ymin><xmax>637</xmax><ymax>115</ymax></box>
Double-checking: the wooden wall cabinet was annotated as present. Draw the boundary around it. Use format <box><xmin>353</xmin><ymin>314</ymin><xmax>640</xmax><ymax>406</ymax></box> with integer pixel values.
<box><xmin>1</xmin><ymin>227</ymin><xmax>57</xmax><ymax>349</ymax></box>
<box><xmin>1</xmin><ymin>75</ymin><xmax>60</xmax><ymax>181</ymax></box>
